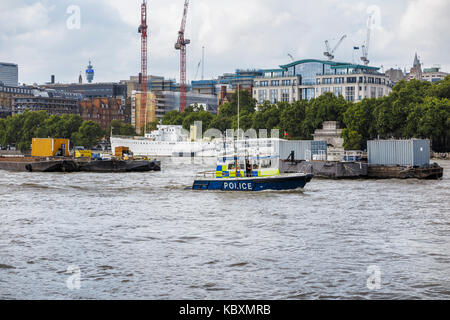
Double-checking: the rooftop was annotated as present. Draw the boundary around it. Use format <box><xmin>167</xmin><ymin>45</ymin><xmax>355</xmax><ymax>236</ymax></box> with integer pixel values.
<box><xmin>279</xmin><ymin>59</ymin><xmax>380</xmax><ymax>71</ymax></box>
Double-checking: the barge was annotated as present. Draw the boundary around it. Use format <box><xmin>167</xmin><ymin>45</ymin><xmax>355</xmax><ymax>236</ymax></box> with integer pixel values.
<box><xmin>0</xmin><ymin>157</ymin><xmax>161</xmax><ymax>173</ymax></box>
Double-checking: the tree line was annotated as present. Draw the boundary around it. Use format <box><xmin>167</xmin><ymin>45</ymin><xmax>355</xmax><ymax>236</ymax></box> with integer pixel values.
<box><xmin>0</xmin><ymin>112</ymin><xmax>136</xmax><ymax>152</ymax></box>
<box><xmin>161</xmin><ymin>76</ymin><xmax>450</xmax><ymax>152</ymax></box>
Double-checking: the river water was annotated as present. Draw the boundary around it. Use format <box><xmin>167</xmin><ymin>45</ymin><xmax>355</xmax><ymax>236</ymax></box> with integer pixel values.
<box><xmin>0</xmin><ymin>159</ymin><xmax>449</xmax><ymax>300</ymax></box>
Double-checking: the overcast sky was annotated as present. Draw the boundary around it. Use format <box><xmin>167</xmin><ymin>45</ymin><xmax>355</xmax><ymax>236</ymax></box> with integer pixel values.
<box><xmin>0</xmin><ymin>0</ymin><xmax>449</xmax><ymax>85</ymax></box>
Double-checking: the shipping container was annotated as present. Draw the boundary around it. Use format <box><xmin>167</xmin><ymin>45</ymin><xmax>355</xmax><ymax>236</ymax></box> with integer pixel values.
<box><xmin>368</xmin><ymin>139</ymin><xmax>430</xmax><ymax>167</ymax></box>
<box><xmin>31</xmin><ymin>138</ymin><xmax>70</xmax><ymax>157</ymax></box>
<box><xmin>277</xmin><ymin>140</ymin><xmax>327</xmax><ymax>161</ymax></box>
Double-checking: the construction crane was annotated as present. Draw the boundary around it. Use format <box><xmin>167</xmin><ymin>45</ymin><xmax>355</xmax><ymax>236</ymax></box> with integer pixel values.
<box><xmin>323</xmin><ymin>35</ymin><xmax>347</xmax><ymax>61</ymax></box>
<box><xmin>175</xmin><ymin>0</ymin><xmax>190</xmax><ymax>113</ymax></box>
<box><xmin>194</xmin><ymin>60</ymin><xmax>201</xmax><ymax>80</ymax></box>
<box><xmin>360</xmin><ymin>12</ymin><xmax>374</xmax><ymax>65</ymax></box>
<box><xmin>138</xmin><ymin>0</ymin><xmax>148</xmax><ymax>133</ymax></box>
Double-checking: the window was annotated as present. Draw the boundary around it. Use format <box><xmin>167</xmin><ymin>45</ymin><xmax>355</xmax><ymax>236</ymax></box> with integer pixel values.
<box><xmin>321</xmin><ymin>87</ymin><xmax>330</xmax><ymax>94</ymax></box>
<box><xmin>271</xmin><ymin>80</ymin><xmax>280</xmax><ymax>86</ymax></box>
<box><xmin>334</xmin><ymin>87</ymin><xmax>343</xmax><ymax>97</ymax></box>
<box><xmin>346</xmin><ymin>86</ymin><xmax>355</xmax><ymax>102</ymax></box>
<box><xmin>368</xmin><ymin>77</ymin><xmax>374</xmax><ymax>84</ymax></box>
<box><xmin>258</xmin><ymin>90</ymin><xmax>267</xmax><ymax>104</ymax></box>
<box><xmin>316</xmin><ymin>78</ymin><xmax>321</xmax><ymax>85</ymax></box>
<box><xmin>270</xmin><ymin>89</ymin><xmax>279</xmax><ymax>103</ymax></box>
<box><xmin>378</xmin><ymin>87</ymin><xmax>384</xmax><ymax>98</ymax></box>
<box><xmin>281</xmin><ymin>89</ymin><xmax>290</xmax><ymax>102</ymax></box>
<box><xmin>322</xmin><ymin>78</ymin><xmax>332</xmax><ymax>84</ymax></box>
<box><xmin>334</xmin><ymin>77</ymin><xmax>345</xmax><ymax>84</ymax></box>
<box><xmin>347</xmin><ymin>77</ymin><xmax>357</xmax><ymax>83</ymax></box>
<box><xmin>370</xmin><ymin>87</ymin><xmax>376</xmax><ymax>98</ymax></box>
<box><xmin>281</xmin><ymin>80</ymin><xmax>291</xmax><ymax>86</ymax></box>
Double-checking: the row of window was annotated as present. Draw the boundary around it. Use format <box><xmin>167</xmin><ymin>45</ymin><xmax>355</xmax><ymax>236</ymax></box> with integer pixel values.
<box><xmin>256</xmin><ymin>86</ymin><xmax>387</xmax><ymax>103</ymax></box>
<box><xmin>0</xmin><ymin>86</ymin><xmax>32</xmax><ymax>94</ymax></box>
<box><xmin>255</xmin><ymin>79</ymin><xmax>298</xmax><ymax>87</ymax></box>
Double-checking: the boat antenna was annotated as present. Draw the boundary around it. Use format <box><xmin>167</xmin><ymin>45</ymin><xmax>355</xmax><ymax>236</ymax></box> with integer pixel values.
<box><xmin>237</xmin><ymin>83</ymin><xmax>240</xmax><ymax>140</ymax></box>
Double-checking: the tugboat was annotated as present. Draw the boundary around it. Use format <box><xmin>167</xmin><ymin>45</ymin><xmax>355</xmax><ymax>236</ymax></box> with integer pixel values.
<box><xmin>192</xmin><ymin>154</ymin><xmax>313</xmax><ymax>192</ymax></box>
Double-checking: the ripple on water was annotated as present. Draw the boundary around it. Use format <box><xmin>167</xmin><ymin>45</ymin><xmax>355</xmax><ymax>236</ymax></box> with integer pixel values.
<box><xmin>0</xmin><ymin>159</ymin><xmax>449</xmax><ymax>299</ymax></box>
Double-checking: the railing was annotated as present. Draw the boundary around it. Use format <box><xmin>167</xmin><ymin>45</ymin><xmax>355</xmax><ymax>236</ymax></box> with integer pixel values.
<box><xmin>195</xmin><ymin>171</ymin><xmax>216</xmax><ymax>178</ymax></box>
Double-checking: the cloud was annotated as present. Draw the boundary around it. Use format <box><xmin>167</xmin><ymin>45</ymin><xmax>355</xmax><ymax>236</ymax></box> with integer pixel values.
<box><xmin>0</xmin><ymin>0</ymin><xmax>448</xmax><ymax>85</ymax></box>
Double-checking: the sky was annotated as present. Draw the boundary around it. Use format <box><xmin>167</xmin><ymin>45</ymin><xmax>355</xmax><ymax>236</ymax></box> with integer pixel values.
<box><xmin>0</xmin><ymin>0</ymin><xmax>449</xmax><ymax>85</ymax></box>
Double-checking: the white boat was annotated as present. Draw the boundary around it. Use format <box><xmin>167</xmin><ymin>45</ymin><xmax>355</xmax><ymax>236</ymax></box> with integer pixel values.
<box><xmin>110</xmin><ymin>125</ymin><xmax>220</xmax><ymax>157</ymax></box>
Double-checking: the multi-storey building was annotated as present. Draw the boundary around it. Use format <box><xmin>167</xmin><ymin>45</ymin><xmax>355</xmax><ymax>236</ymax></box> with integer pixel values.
<box><xmin>0</xmin><ymin>84</ymin><xmax>34</xmax><ymax>113</ymax></box>
<box><xmin>191</xmin><ymin>69</ymin><xmax>264</xmax><ymax>96</ymax></box>
<box><xmin>12</xmin><ymin>90</ymin><xmax>81</xmax><ymax>116</ymax></box>
<box><xmin>80</xmin><ymin>98</ymin><xmax>127</xmax><ymax>130</ymax></box>
<box><xmin>131</xmin><ymin>91</ymin><xmax>158</xmax><ymax>134</ymax></box>
<box><xmin>253</xmin><ymin>59</ymin><xmax>393</xmax><ymax>104</ymax></box>
<box><xmin>422</xmin><ymin>67</ymin><xmax>448</xmax><ymax>83</ymax></box>
<box><xmin>41</xmin><ymin>82</ymin><xmax>127</xmax><ymax>99</ymax></box>
<box><xmin>405</xmin><ymin>53</ymin><xmax>448</xmax><ymax>83</ymax></box>
<box><xmin>0</xmin><ymin>62</ymin><xmax>18</xmax><ymax>87</ymax></box>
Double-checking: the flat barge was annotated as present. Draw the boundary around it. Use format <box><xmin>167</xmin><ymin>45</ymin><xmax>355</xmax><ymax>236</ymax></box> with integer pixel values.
<box><xmin>367</xmin><ymin>164</ymin><xmax>443</xmax><ymax>180</ymax></box>
<box><xmin>0</xmin><ymin>157</ymin><xmax>161</xmax><ymax>173</ymax></box>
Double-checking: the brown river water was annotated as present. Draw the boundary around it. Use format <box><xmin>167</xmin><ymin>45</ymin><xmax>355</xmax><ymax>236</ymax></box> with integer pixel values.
<box><xmin>0</xmin><ymin>159</ymin><xmax>449</xmax><ymax>299</ymax></box>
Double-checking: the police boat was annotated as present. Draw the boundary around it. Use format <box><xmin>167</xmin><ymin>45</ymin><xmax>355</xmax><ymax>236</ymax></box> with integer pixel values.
<box><xmin>192</xmin><ymin>154</ymin><xmax>313</xmax><ymax>192</ymax></box>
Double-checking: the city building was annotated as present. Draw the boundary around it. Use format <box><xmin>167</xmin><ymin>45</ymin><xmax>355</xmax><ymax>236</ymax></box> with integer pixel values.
<box><xmin>0</xmin><ymin>62</ymin><xmax>19</xmax><ymax>87</ymax></box>
<box><xmin>422</xmin><ymin>67</ymin><xmax>448</xmax><ymax>83</ymax></box>
<box><xmin>40</xmin><ymin>82</ymin><xmax>127</xmax><ymax>99</ymax></box>
<box><xmin>405</xmin><ymin>53</ymin><xmax>448</xmax><ymax>83</ymax></box>
<box><xmin>191</xmin><ymin>69</ymin><xmax>264</xmax><ymax>96</ymax></box>
<box><xmin>13</xmin><ymin>89</ymin><xmax>81</xmax><ymax>116</ymax></box>
<box><xmin>80</xmin><ymin>97</ymin><xmax>127</xmax><ymax>130</ymax></box>
<box><xmin>385</xmin><ymin>68</ymin><xmax>405</xmax><ymax>85</ymax></box>
<box><xmin>253</xmin><ymin>59</ymin><xmax>393</xmax><ymax>104</ymax></box>
<box><xmin>131</xmin><ymin>91</ymin><xmax>158</xmax><ymax>134</ymax></box>
<box><xmin>0</xmin><ymin>83</ymin><xmax>34</xmax><ymax>113</ymax></box>
<box><xmin>406</xmin><ymin>53</ymin><xmax>423</xmax><ymax>81</ymax></box>
<box><xmin>120</xmin><ymin>75</ymin><xmax>177</xmax><ymax>98</ymax></box>
<box><xmin>160</xmin><ymin>91</ymin><xmax>218</xmax><ymax>114</ymax></box>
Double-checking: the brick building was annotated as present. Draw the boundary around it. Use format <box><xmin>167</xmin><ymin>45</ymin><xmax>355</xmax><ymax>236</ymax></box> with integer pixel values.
<box><xmin>80</xmin><ymin>98</ymin><xmax>127</xmax><ymax>130</ymax></box>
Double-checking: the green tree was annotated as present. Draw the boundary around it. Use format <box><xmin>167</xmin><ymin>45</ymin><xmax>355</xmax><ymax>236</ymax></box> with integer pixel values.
<box><xmin>428</xmin><ymin>75</ymin><xmax>450</xmax><ymax>99</ymax></box>
<box><xmin>342</xmin><ymin>98</ymin><xmax>377</xmax><ymax>149</ymax></box>
<box><xmin>161</xmin><ymin>110</ymin><xmax>184</xmax><ymax>125</ymax></box>
<box><xmin>72</xmin><ymin>121</ymin><xmax>104</xmax><ymax>148</ymax></box>
<box><xmin>341</xmin><ymin>129</ymin><xmax>363</xmax><ymax>150</ymax></box>
<box><xmin>182</xmin><ymin>110</ymin><xmax>214</xmax><ymax>133</ymax></box>
<box><xmin>302</xmin><ymin>93</ymin><xmax>349</xmax><ymax>139</ymax></box>
<box><xmin>232</xmin><ymin>112</ymin><xmax>254</xmax><ymax>131</ymax></box>
<box><xmin>208</xmin><ymin>115</ymin><xmax>233</xmax><ymax>133</ymax></box>
<box><xmin>280</xmin><ymin>100</ymin><xmax>307</xmax><ymax>139</ymax></box>
<box><xmin>418</xmin><ymin>97</ymin><xmax>450</xmax><ymax>152</ymax></box>
<box><xmin>0</xmin><ymin>118</ymin><xmax>7</xmax><ymax>146</ymax></box>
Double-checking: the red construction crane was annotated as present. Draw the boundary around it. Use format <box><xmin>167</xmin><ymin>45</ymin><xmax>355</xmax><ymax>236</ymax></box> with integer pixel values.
<box><xmin>175</xmin><ymin>0</ymin><xmax>190</xmax><ymax>113</ymax></box>
<box><xmin>138</xmin><ymin>0</ymin><xmax>148</xmax><ymax>133</ymax></box>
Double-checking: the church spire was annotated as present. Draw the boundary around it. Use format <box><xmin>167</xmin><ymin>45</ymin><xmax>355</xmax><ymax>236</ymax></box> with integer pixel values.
<box><xmin>413</xmin><ymin>52</ymin><xmax>420</xmax><ymax>68</ymax></box>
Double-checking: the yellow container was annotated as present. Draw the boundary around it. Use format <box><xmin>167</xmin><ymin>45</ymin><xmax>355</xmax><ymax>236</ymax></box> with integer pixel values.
<box><xmin>75</xmin><ymin>150</ymin><xmax>92</xmax><ymax>158</ymax></box>
<box><xmin>32</xmin><ymin>138</ymin><xmax>70</xmax><ymax>157</ymax></box>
